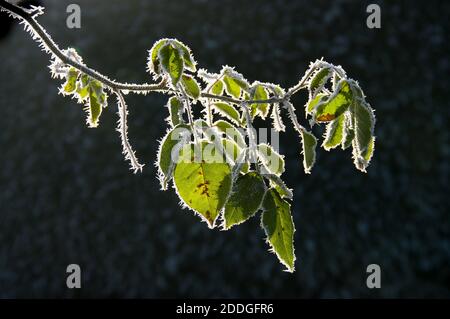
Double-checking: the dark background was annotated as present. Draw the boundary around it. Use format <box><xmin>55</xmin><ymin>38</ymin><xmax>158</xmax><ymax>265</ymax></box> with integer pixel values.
<box><xmin>0</xmin><ymin>0</ymin><xmax>448</xmax><ymax>298</ymax></box>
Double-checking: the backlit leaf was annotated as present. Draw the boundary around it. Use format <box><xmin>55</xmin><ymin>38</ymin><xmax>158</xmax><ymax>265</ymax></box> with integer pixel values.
<box><xmin>212</xmin><ymin>102</ymin><xmax>241</xmax><ymax>125</ymax></box>
<box><xmin>251</xmin><ymin>84</ymin><xmax>269</xmax><ymax>118</ymax></box>
<box><xmin>309</xmin><ymin>67</ymin><xmax>331</xmax><ymax>96</ymax></box>
<box><xmin>159</xmin><ymin>43</ymin><xmax>184</xmax><ymax>86</ymax></box>
<box><xmin>174</xmin><ymin>143</ymin><xmax>232</xmax><ymax>228</ymax></box>
<box><xmin>314</xmin><ymin>80</ymin><xmax>352</xmax><ymax>122</ymax></box>
<box><xmin>166</xmin><ymin>96</ymin><xmax>184</xmax><ymax>127</ymax></box>
<box><xmin>301</xmin><ymin>130</ymin><xmax>317</xmax><ymax>174</ymax></box>
<box><xmin>63</xmin><ymin>67</ymin><xmax>79</xmax><ymax>94</ymax></box>
<box><xmin>211</xmin><ymin>80</ymin><xmax>224</xmax><ymax>95</ymax></box>
<box><xmin>322</xmin><ymin>114</ymin><xmax>345</xmax><ymax>151</ymax></box>
<box><xmin>261</xmin><ymin>189</ymin><xmax>295</xmax><ymax>272</ymax></box>
<box><xmin>157</xmin><ymin>124</ymin><xmax>191</xmax><ymax>189</ymax></box>
<box><xmin>223</xmin><ymin>172</ymin><xmax>266</xmax><ymax>229</ymax></box>
<box><xmin>181</xmin><ymin>74</ymin><xmax>200</xmax><ymax>99</ymax></box>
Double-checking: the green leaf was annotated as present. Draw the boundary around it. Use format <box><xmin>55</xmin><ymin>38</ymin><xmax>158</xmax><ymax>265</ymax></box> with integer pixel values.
<box><xmin>262</xmin><ymin>189</ymin><xmax>295</xmax><ymax>272</ymax></box>
<box><xmin>63</xmin><ymin>67</ymin><xmax>79</xmax><ymax>94</ymax></box>
<box><xmin>301</xmin><ymin>130</ymin><xmax>317</xmax><ymax>174</ymax></box>
<box><xmin>166</xmin><ymin>96</ymin><xmax>184</xmax><ymax>127</ymax></box>
<box><xmin>75</xmin><ymin>74</ymin><xmax>90</xmax><ymax>101</ymax></box>
<box><xmin>85</xmin><ymin>80</ymin><xmax>107</xmax><ymax>128</ymax></box>
<box><xmin>363</xmin><ymin>136</ymin><xmax>375</xmax><ymax>163</ymax></box>
<box><xmin>251</xmin><ymin>84</ymin><xmax>269</xmax><ymax>118</ymax></box>
<box><xmin>174</xmin><ymin>41</ymin><xmax>196</xmax><ymax>72</ymax></box>
<box><xmin>211</xmin><ymin>80</ymin><xmax>224</xmax><ymax>95</ymax></box>
<box><xmin>212</xmin><ymin>102</ymin><xmax>241</xmax><ymax>125</ymax></box>
<box><xmin>157</xmin><ymin>125</ymin><xmax>191</xmax><ymax>189</ymax></box>
<box><xmin>223</xmin><ymin>172</ymin><xmax>266</xmax><ymax>229</ymax></box>
<box><xmin>76</xmin><ymin>84</ymin><xmax>89</xmax><ymax>100</ymax></box>
<box><xmin>257</xmin><ymin>144</ymin><xmax>285</xmax><ymax>176</ymax></box>
<box><xmin>341</xmin><ymin>112</ymin><xmax>355</xmax><ymax>150</ymax></box>
<box><xmin>214</xmin><ymin>120</ymin><xmax>246</xmax><ymax>148</ymax></box>
<box><xmin>322</xmin><ymin>114</ymin><xmax>345</xmax><ymax>151</ymax></box>
<box><xmin>181</xmin><ymin>74</ymin><xmax>200</xmax><ymax>99</ymax></box>
<box><xmin>314</xmin><ymin>80</ymin><xmax>352</xmax><ymax>122</ymax></box>
<box><xmin>223</xmin><ymin>74</ymin><xmax>241</xmax><ymax>98</ymax></box>
<box><xmin>351</xmin><ymin>99</ymin><xmax>376</xmax><ymax>172</ymax></box>
<box><xmin>264</xmin><ymin>174</ymin><xmax>293</xmax><ymax>200</ymax></box>
<box><xmin>342</xmin><ymin>127</ymin><xmax>354</xmax><ymax>150</ymax></box>
<box><xmin>306</xmin><ymin>93</ymin><xmax>327</xmax><ymax>115</ymax></box>
<box><xmin>309</xmin><ymin>67</ymin><xmax>331</xmax><ymax>96</ymax></box>
<box><xmin>354</xmin><ymin>100</ymin><xmax>375</xmax><ymax>156</ymax></box>
<box><xmin>174</xmin><ymin>143</ymin><xmax>232</xmax><ymax>228</ymax></box>
<box><xmin>159</xmin><ymin>43</ymin><xmax>184</xmax><ymax>86</ymax></box>
<box><xmin>148</xmin><ymin>39</ymin><xmax>168</xmax><ymax>75</ymax></box>
<box><xmin>88</xmin><ymin>88</ymin><xmax>102</xmax><ymax>128</ymax></box>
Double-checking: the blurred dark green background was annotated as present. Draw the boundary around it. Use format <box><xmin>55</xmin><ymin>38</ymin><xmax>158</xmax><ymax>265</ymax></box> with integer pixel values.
<box><xmin>0</xmin><ymin>0</ymin><xmax>448</xmax><ymax>298</ymax></box>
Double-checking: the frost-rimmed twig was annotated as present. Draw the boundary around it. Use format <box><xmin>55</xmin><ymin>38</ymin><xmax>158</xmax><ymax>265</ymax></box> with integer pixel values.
<box><xmin>114</xmin><ymin>89</ymin><xmax>144</xmax><ymax>173</ymax></box>
<box><xmin>0</xmin><ymin>0</ymin><xmax>167</xmax><ymax>93</ymax></box>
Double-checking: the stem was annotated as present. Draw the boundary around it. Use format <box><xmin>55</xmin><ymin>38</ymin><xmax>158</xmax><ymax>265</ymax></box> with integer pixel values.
<box><xmin>201</xmin><ymin>92</ymin><xmax>284</xmax><ymax>106</ymax></box>
<box><xmin>204</xmin><ymin>74</ymin><xmax>224</xmax><ymax>126</ymax></box>
<box><xmin>284</xmin><ymin>101</ymin><xmax>306</xmax><ymax>134</ymax></box>
<box><xmin>0</xmin><ymin>0</ymin><xmax>167</xmax><ymax>93</ymax></box>
<box><xmin>240</xmin><ymin>103</ymin><xmax>258</xmax><ymax>168</ymax></box>
<box><xmin>114</xmin><ymin>89</ymin><xmax>144</xmax><ymax>173</ymax></box>
<box><xmin>0</xmin><ymin>0</ymin><xmax>298</xmax><ymax>107</ymax></box>
<box><xmin>178</xmin><ymin>84</ymin><xmax>198</xmax><ymax>143</ymax></box>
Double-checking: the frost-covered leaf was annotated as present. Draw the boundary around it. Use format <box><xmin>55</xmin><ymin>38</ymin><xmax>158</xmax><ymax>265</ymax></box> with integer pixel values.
<box><xmin>262</xmin><ymin>189</ymin><xmax>295</xmax><ymax>272</ymax></box>
<box><xmin>223</xmin><ymin>172</ymin><xmax>266</xmax><ymax>229</ymax></box>
<box><xmin>264</xmin><ymin>174</ymin><xmax>293</xmax><ymax>200</ymax></box>
<box><xmin>363</xmin><ymin>136</ymin><xmax>375</xmax><ymax>163</ymax></box>
<box><xmin>212</xmin><ymin>102</ymin><xmax>241</xmax><ymax>125</ymax></box>
<box><xmin>352</xmin><ymin>99</ymin><xmax>376</xmax><ymax>172</ymax></box>
<box><xmin>85</xmin><ymin>79</ymin><xmax>107</xmax><ymax>128</ymax></box>
<box><xmin>211</xmin><ymin>80</ymin><xmax>224</xmax><ymax>95</ymax></box>
<box><xmin>251</xmin><ymin>84</ymin><xmax>269</xmax><ymax>118</ymax></box>
<box><xmin>301</xmin><ymin>130</ymin><xmax>317</xmax><ymax>174</ymax></box>
<box><xmin>354</xmin><ymin>100</ymin><xmax>375</xmax><ymax>156</ymax></box>
<box><xmin>314</xmin><ymin>80</ymin><xmax>352</xmax><ymax>122</ymax></box>
<box><xmin>148</xmin><ymin>39</ymin><xmax>168</xmax><ymax>75</ymax></box>
<box><xmin>158</xmin><ymin>43</ymin><xmax>184</xmax><ymax>86</ymax></box>
<box><xmin>175</xmin><ymin>41</ymin><xmax>196</xmax><ymax>72</ymax></box>
<box><xmin>222</xmin><ymin>70</ymin><xmax>249</xmax><ymax>99</ymax></box>
<box><xmin>88</xmin><ymin>89</ymin><xmax>102</xmax><ymax>127</ymax></box>
<box><xmin>309</xmin><ymin>67</ymin><xmax>331</xmax><ymax>97</ymax></box>
<box><xmin>306</xmin><ymin>93</ymin><xmax>327</xmax><ymax>115</ymax></box>
<box><xmin>76</xmin><ymin>76</ymin><xmax>89</xmax><ymax>100</ymax></box>
<box><xmin>322</xmin><ymin>114</ymin><xmax>345</xmax><ymax>151</ymax></box>
<box><xmin>174</xmin><ymin>143</ymin><xmax>232</xmax><ymax>228</ymax></box>
<box><xmin>340</xmin><ymin>113</ymin><xmax>354</xmax><ymax>150</ymax></box>
<box><xmin>257</xmin><ymin>144</ymin><xmax>285</xmax><ymax>176</ymax></box>
<box><xmin>166</xmin><ymin>96</ymin><xmax>184</xmax><ymax>127</ymax></box>
<box><xmin>157</xmin><ymin>124</ymin><xmax>191</xmax><ymax>189</ymax></box>
<box><xmin>223</xmin><ymin>74</ymin><xmax>242</xmax><ymax>98</ymax></box>
<box><xmin>181</xmin><ymin>74</ymin><xmax>200</xmax><ymax>99</ymax></box>
<box><xmin>63</xmin><ymin>67</ymin><xmax>79</xmax><ymax>94</ymax></box>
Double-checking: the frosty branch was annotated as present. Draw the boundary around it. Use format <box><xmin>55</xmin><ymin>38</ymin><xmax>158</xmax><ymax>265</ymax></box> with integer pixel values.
<box><xmin>0</xmin><ymin>0</ymin><xmax>377</xmax><ymax>272</ymax></box>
